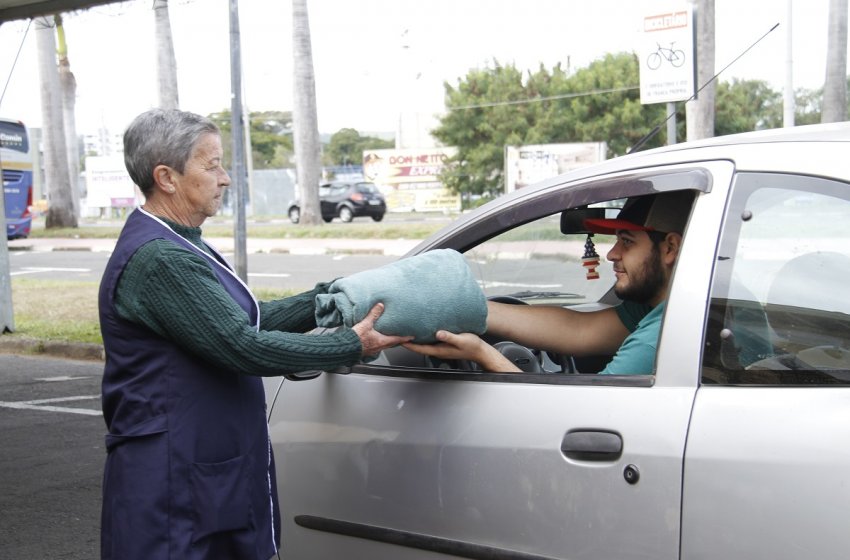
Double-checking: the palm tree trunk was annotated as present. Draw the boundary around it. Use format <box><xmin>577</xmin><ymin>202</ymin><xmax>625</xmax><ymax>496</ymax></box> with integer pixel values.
<box><xmin>292</xmin><ymin>0</ymin><xmax>322</xmax><ymax>225</ymax></box>
<box><xmin>686</xmin><ymin>0</ymin><xmax>716</xmax><ymax>140</ymax></box>
<box><xmin>55</xmin><ymin>15</ymin><xmax>81</xmax><ymax>219</ymax></box>
<box><xmin>35</xmin><ymin>16</ymin><xmax>77</xmax><ymax>229</ymax></box>
<box><xmin>154</xmin><ymin>0</ymin><xmax>180</xmax><ymax>110</ymax></box>
<box><xmin>822</xmin><ymin>0</ymin><xmax>848</xmax><ymax>123</ymax></box>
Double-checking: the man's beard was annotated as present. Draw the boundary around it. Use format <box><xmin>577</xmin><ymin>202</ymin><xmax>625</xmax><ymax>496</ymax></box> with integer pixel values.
<box><xmin>614</xmin><ymin>244</ymin><xmax>665</xmax><ymax>304</ymax></box>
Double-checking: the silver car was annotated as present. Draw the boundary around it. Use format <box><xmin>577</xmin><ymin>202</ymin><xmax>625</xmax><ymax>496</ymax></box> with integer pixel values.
<box><xmin>265</xmin><ymin>123</ymin><xmax>850</xmax><ymax>560</ymax></box>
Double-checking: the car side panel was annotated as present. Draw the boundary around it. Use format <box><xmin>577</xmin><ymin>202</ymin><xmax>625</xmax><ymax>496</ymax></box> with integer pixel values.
<box><xmin>682</xmin><ymin>388</ymin><xmax>850</xmax><ymax>560</ymax></box>
<box><xmin>269</xmin><ymin>373</ymin><xmax>695</xmax><ymax>559</ymax></box>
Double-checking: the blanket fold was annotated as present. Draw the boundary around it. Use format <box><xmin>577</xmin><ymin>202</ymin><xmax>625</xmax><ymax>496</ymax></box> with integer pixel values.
<box><xmin>315</xmin><ymin>249</ymin><xmax>487</xmax><ymax>343</ymax></box>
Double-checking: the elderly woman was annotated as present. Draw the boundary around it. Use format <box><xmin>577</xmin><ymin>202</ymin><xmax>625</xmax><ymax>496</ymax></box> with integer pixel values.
<box><xmin>98</xmin><ymin>108</ymin><xmax>408</xmax><ymax>560</ymax></box>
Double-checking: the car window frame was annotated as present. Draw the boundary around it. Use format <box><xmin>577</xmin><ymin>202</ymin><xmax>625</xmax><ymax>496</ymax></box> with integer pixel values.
<box><xmin>700</xmin><ymin>171</ymin><xmax>850</xmax><ymax>386</ymax></box>
<box><xmin>358</xmin><ymin>162</ymin><xmax>726</xmax><ymax>387</ymax></box>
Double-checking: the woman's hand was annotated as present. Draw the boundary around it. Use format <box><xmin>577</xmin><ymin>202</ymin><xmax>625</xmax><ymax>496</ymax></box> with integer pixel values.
<box><xmin>352</xmin><ymin>303</ymin><xmax>413</xmax><ymax>356</ymax></box>
<box><xmin>404</xmin><ymin>330</ymin><xmax>520</xmax><ymax>373</ymax></box>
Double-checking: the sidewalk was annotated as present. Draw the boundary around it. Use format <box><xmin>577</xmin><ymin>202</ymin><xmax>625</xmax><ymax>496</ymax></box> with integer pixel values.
<box><xmin>7</xmin><ymin>236</ymin><xmax>423</xmax><ymax>257</ymax></box>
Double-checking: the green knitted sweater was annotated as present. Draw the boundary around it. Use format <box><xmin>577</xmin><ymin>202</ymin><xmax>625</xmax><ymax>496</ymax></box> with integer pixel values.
<box><xmin>113</xmin><ymin>218</ymin><xmax>363</xmax><ymax>376</ymax></box>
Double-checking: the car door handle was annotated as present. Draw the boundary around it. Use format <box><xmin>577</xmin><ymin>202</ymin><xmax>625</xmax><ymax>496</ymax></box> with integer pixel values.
<box><xmin>561</xmin><ymin>430</ymin><xmax>623</xmax><ymax>461</ymax></box>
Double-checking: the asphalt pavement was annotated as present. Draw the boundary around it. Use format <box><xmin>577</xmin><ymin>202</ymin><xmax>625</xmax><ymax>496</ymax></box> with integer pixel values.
<box><xmin>7</xmin><ymin>234</ymin><xmax>422</xmax><ymax>257</ymax></box>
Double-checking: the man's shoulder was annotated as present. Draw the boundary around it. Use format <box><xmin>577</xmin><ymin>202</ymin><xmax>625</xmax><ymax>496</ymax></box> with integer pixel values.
<box><xmin>615</xmin><ymin>300</ymin><xmax>655</xmax><ymax>331</ymax></box>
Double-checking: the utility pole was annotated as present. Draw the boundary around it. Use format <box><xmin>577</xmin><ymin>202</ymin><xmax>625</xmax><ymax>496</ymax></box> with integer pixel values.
<box><xmin>228</xmin><ymin>0</ymin><xmax>247</xmax><ymax>281</ymax></box>
<box><xmin>0</xmin><ymin>155</ymin><xmax>13</xmax><ymax>333</ymax></box>
<box><xmin>783</xmin><ymin>0</ymin><xmax>795</xmax><ymax>127</ymax></box>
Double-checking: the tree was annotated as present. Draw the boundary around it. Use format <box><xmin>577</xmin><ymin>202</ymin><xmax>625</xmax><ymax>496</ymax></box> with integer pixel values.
<box><xmin>822</xmin><ymin>0</ymin><xmax>848</xmax><ymax>122</ymax></box>
<box><xmin>55</xmin><ymin>15</ymin><xmax>80</xmax><ymax>219</ymax></box>
<box><xmin>324</xmin><ymin>128</ymin><xmax>392</xmax><ymax>167</ymax></box>
<box><xmin>291</xmin><ymin>0</ymin><xmax>321</xmax><ymax>225</ymax></box>
<box><xmin>548</xmin><ymin>53</ymin><xmax>667</xmax><ymax>154</ymax></box>
<box><xmin>686</xmin><ymin>0</ymin><xmax>716</xmax><ymax>140</ymax></box>
<box><xmin>714</xmin><ymin>79</ymin><xmax>783</xmax><ymax>135</ymax></box>
<box><xmin>35</xmin><ymin>16</ymin><xmax>77</xmax><ymax>228</ymax></box>
<box><xmin>154</xmin><ymin>0</ymin><xmax>179</xmax><ymax>109</ymax></box>
<box><xmin>211</xmin><ymin>110</ymin><xmax>294</xmax><ymax>169</ymax></box>
<box><xmin>435</xmin><ymin>61</ymin><xmax>544</xmax><ymax>197</ymax></box>
<box><xmin>433</xmin><ymin>54</ymin><xmax>666</xmax><ymax>197</ymax></box>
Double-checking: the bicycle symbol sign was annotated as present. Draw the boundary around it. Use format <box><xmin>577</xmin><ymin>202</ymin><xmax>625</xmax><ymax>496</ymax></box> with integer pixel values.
<box><xmin>646</xmin><ymin>41</ymin><xmax>686</xmax><ymax>70</ymax></box>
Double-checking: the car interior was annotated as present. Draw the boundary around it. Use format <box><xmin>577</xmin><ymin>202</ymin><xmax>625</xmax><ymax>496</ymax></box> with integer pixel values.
<box><xmin>375</xmin><ymin>199</ymin><xmax>642</xmax><ymax>376</ymax></box>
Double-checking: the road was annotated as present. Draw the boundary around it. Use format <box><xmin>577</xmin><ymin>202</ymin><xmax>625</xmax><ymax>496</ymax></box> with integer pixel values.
<box><xmin>0</xmin><ymin>354</ymin><xmax>103</xmax><ymax>559</ymax></box>
<box><xmin>8</xmin><ymin>250</ymin><xmax>398</xmax><ymax>291</ymax></box>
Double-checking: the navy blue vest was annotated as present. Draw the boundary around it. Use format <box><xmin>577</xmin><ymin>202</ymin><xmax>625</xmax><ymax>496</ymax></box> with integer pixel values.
<box><xmin>99</xmin><ymin>209</ymin><xmax>279</xmax><ymax>560</ymax></box>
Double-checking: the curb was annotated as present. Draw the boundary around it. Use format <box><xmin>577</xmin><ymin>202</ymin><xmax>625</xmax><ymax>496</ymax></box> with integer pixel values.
<box><xmin>0</xmin><ymin>337</ymin><xmax>104</xmax><ymax>362</ymax></box>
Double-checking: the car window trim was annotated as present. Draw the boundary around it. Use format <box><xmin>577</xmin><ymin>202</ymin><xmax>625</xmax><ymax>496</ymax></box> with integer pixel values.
<box><xmin>294</xmin><ymin>514</ymin><xmax>575</xmax><ymax>560</ymax></box>
<box><xmin>342</xmin><ymin>364</ymin><xmax>655</xmax><ymax>386</ymax></box>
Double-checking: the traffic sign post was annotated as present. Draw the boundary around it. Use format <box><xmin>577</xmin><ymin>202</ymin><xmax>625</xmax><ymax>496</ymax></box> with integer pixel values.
<box><xmin>639</xmin><ymin>4</ymin><xmax>697</xmax><ymax>145</ymax></box>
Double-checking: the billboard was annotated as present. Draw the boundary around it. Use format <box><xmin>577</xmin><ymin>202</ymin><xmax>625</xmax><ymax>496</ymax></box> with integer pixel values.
<box><xmin>639</xmin><ymin>5</ymin><xmax>696</xmax><ymax>104</ymax></box>
<box><xmin>84</xmin><ymin>156</ymin><xmax>141</xmax><ymax>209</ymax></box>
<box><xmin>504</xmin><ymin>142</ymin><xmax>607</xmax><ymax>193</ymax></box>
<box><xmin>363</xmin><ymin>147</ymin><xmax>459</xmax><ymax>212</ymax></box>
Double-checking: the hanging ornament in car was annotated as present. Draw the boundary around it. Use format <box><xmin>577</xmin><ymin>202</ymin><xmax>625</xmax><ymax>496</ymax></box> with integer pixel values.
<box><xmin>582</xmin><ymin>234</ymin><xmax>600</xmax><ymax>280</ymax></box>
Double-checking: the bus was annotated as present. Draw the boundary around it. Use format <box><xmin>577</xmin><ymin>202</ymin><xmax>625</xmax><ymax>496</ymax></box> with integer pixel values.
<box><xmin>0</xmin><ymin>117</ymin><xmax>33</xmax><ymax>240</ymax></box>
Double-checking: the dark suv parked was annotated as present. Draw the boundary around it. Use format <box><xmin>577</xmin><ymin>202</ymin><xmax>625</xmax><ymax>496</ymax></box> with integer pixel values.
<box><xmin>288</xmin><ymin>181</ymin><xmax>386</xmax><ymax>223</ymax></box>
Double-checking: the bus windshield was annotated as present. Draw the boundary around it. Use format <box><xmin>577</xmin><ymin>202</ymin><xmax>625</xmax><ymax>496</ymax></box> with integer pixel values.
<box><xmin>1</xmin><ymin>118</ymin><xmax>33</xmax><ymax>240</ymax></box>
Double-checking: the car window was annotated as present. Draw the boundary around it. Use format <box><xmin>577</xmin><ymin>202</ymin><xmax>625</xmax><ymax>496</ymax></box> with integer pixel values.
<box><xmin>323</xmin><ymin>185</ymin><xmax>345</xmax><ymax>197</ymax></box>
<box><xmin>355</xmin><ymin>182</ymin><xmax>378</xmax><ymax>194</ymax></box>
<box><xmin>463</xmin><ymin>213</ymin><xmax>616</xmax><ymax>308</ymax></box>
<box><xmin>702</xmin><ymin>173</ymin><xmax>850</xmax><ymax>385</ymax></box>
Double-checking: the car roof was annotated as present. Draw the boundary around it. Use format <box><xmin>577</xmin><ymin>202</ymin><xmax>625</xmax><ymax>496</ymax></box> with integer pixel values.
<box><xmin>516</xmin><ymin>121</ymin><xmax>850</xmax><ymax>193</ymax></box>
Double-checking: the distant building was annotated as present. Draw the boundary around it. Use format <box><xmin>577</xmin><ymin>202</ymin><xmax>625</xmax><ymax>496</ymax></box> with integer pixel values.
<box><xmin>83</xmin><ymin>127</ymin><xmax>123</xmax><ymax>157</ymax></box>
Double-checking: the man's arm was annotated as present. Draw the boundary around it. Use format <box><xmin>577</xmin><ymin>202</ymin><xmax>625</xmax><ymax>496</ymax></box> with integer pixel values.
<box><xmin>485</xmin><ymin>301</ymin><xmax>629</xmax><ymax>357</ymax></box>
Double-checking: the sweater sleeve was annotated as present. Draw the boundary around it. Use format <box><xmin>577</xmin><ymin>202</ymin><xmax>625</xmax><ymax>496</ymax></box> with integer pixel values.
<box><xmin>258</xmin><ymin>280</ymin><xmax>333</xmax><ymax>332</ymax></box>
<box><xmin>115</xmin><ymin>240</ymin><xmax>362</xmax><ymax>376</ymax></box>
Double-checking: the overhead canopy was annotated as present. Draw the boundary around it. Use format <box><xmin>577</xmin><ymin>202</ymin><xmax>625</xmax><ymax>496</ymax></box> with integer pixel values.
<box><xmin>0</xmin><ymin>0</ymin><xmax>115</xmax><ymax>22</ymax></box>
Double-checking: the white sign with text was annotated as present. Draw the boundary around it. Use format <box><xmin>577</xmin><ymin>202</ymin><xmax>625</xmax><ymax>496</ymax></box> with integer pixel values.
<box><xmin>639</xmin><ymin>5</ymin><xmax>696</xmax><ymax>104</ymax></box>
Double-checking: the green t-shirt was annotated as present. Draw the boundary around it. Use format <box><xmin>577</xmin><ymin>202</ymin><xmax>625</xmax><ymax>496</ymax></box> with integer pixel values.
<box><xmin>599</xmin><ymin>300</ymin><xmax>666</xmax><ymax>375</ymax></box>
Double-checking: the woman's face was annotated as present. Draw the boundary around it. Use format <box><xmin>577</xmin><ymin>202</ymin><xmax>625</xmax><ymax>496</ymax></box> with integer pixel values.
<box><xmin>173</xmin><ymin>133</ymin><xmax>230</xmax><ymax>226</ymax></box>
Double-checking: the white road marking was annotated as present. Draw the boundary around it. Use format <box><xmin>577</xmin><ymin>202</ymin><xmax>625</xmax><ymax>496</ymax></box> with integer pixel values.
<box><xmin>35</xmin><ymin>376</ymin><xmax>92</xmax><ymax>382</ymax></box>
<box><xmin>11</xmin><ymin>266</ymin><xmax>91</xmax><ymax>276</ymax></box>
<box><xmin>0</xmin><ymin>395</ymin><xmax>101</xmax><ymax>416</ymax></box>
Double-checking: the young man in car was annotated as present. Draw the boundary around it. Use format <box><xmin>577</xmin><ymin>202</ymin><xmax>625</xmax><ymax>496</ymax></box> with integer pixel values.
<box><xmin>404</xmin><ymin>191</ymin><xmax>694</xmax><ymax>375</ymax></box>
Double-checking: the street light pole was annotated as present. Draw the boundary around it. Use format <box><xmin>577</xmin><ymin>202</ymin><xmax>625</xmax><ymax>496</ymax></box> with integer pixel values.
<box><xmin>228</xmin><ymin>0</ymin><xmax>247</xmax><ymax>281</ymax></box>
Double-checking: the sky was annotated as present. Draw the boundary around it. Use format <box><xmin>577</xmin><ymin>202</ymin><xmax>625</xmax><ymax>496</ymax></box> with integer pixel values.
<box><xmin>0</xmin><ymin>0</ymin><xmax>842</xmax><ymax>139</ymax></box>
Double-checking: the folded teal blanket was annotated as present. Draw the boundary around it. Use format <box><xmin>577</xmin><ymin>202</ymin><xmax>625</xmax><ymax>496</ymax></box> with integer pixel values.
<box><xmin>315</xmin><ymin>249</ymin><xmax>487</xmax><ymax>343</ymax></box>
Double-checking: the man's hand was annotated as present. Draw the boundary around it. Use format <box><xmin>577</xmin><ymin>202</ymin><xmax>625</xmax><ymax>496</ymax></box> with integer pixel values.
<box><xmin>404</xmin><ymin>330</ymin><xmax>520</xmax><ymax>372</ymax></box>
<box><xmin>352</xmin><ymin>303</ymin><xmax>413</xmax><ymax>357</ymax></box>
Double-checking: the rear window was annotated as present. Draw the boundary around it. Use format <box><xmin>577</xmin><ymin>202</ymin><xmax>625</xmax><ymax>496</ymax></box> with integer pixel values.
<box><xmin>355</xmin><ymin>182</ymin><xmax>379</xmax><ymax>194</ymax></box>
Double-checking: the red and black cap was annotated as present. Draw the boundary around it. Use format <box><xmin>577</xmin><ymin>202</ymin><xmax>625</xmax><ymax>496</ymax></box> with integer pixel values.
<box><xmin>583</xmin><ymin>191</ymin><xmax>694</xmax><ymax>235</ymax></box>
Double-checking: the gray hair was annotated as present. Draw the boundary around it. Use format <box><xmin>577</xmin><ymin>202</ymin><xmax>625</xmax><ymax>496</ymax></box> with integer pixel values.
<box><xmin>123</xmin><ymin>108</ymin><xmax>220</xmax><ymax>196</ymax></box>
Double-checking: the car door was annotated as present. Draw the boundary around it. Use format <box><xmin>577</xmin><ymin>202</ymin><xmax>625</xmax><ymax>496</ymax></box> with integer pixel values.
<box><xmin>318</xmin><ymin>184</ymin><xmax>337</xmax><ymax>218</ymax></box>
<box><xmin>683</xmin><ymin>172</ymin><xmax>850</xmax><ymax>560</ymax></box>
<box><xmin>268</xmin><ymin>163</ymin><xmax>730</xmax><ymax>560</ymax></box>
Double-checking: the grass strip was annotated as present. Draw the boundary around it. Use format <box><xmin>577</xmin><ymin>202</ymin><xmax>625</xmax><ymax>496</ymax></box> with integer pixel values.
<box><xmin>8</xmin><ymin>278</ymin><xmax>298</xmax><ymax>346</ymax></box>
